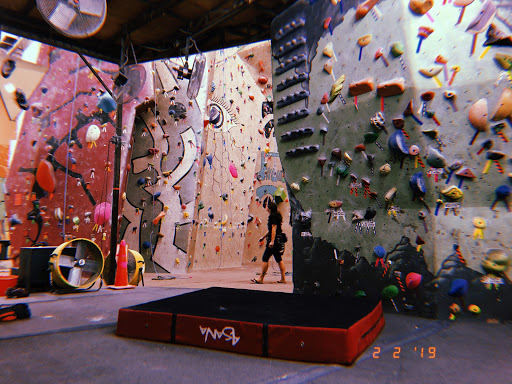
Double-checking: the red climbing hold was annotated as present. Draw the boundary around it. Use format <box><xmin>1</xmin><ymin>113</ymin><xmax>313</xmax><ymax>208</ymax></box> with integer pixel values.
<box><xmin>36</xmin><ymin>160</ymin><xmax>56</xmax><ymax>193</ymax></box>
<box><xmin>258</xmin><ymin>75</ymin><xmax>268</xmax><ymax>85</ymax></box>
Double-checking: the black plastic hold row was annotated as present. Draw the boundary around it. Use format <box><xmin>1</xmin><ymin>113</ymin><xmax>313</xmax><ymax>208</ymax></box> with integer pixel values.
<box><xmin>276</xmin><ymin>90</ymin><xmax>310</xmax><ymax>109</ymax></box>
<box><xmin>280</xmin><ymin>127</ymin><xmax>315</xmax><ymax>142</ymax></box>
<box><xmin>276</xmin><ymin>72</ymin><xmax>309</xmax><ymax>92</ymax></box>
<box><xmin>285</xmin><ymin>145</ymin><xmax>320</xmax><ymax>157</ymax></box>
<box><xmin>275</xmin><ymin>54</ymin><xmax>307</xmax><ymax>76</ymax></box>
<box><xmin>274</xmin><ymin>18</ymin><xmax>306</xmax><ymax>41</ymax></box>
<box><xmin>277</xmin><ymin>108</ymin><xmax>310</xmax><ymax>125</ymax></box>
<box><xmin>274</xmin><ymin>36</ymin><xmax>307</xmax><ymax>58</ymax></box>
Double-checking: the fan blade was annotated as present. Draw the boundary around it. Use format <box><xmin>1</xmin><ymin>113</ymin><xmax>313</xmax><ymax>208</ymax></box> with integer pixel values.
<box><xmin>48</xmin><ymin>2</ymin><xmax>77</xmax><ymax>31</ymax></box>
<box><xmin>67</xmin><ymin>266</ymin><xmax>83</xmax><ymax>286</ymax></box>
<box><xmin>58</xmin><ymin>255</ymin><xmax>76</xmax><ymax>268</ymax></box>
<box><xmin>187</xmin><ymin>54</ymin><xmax>206</xmax><ymax>100</ymax></box>
<box><xmin>78</xmin><ymin>0</ymin><xmax>104</xmax><ymax>17</ymax></box>
<box><xmin>80</xmin><ymin>260</ymin><xmax>99</xmax><ymax>274</ymax></box>
<box><xmin>115</xmin><ymin>65</ymin><xmax>146</xmax><ymax>104</ymax></box>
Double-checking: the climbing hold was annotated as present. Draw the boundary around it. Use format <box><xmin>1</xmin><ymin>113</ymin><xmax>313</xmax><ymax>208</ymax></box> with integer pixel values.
<box><xmin>416</xmin><ymin>26</ymin><xmax>434</xmax><ymax>54</ymax></box>
<box><xmin>94</xmin><ymin>202</ymin><xmax>111</xmax><ymax>226</ymax></box>
<box><xmin>468</xmin><ymin>304</ymin><xmax>481</xmax><ymax>315</ymax></box>
<box><xmin>441</xmin><ymin>186</ymin><xmax>464</xmax><ymax>200</ymax></box>
<box><xmin>357</xmin><ymin>34</ymin><xmax>372</xmax><ymax>61</ymax></box>
<box><xmin>35</xmin><ymin>160</ymin><xmax>56</xmax><ymax>194</ymax></box>
<box><xmin>466</xmin><ymin>0</ymin><xmax>497</xmax><ymax>56</ymax></box>
<box><xmin>390</xmin><ymin>42</ymin><xmax>404</xmax><ymax>57</ymax></box>
<box><xmin>229</xmin><ymin>163</ymin><xmax>238</xmax><ymax>178</ymax></box>
<box><xmin>426</xmin><ymin>147</ymin><xmax>446</xmax><ymax>168</ymax></box>
<box><xmin>379</xmin><ymin>163</ymin><xmax>391</xmax><ymax>175</ymax></box>
<box><xmin>482</xmin><ymin>249</ymin><xmax>510</xmax><ymax>274</ymax></box>
<box><xmin>382</xmin><ymin>285</ymin><xmax>399</xmax><ymax>299</ymax></box>
<box><xmin>329</xmin><ymin>200</ymin><xmax>343</xmax><ymax>208</ymax></box>
<box><xmin>374</xmin><ymin>48</ymin><xmax>389</xmax><ymax>67</ymax></box>
<box><xmin>409</xmin><ymin>172</ymin><xmax>427</xmax><ymax>196</ymax></box>
<box><xmin>376</xmin><ymin>77</ymin><xmax>405</xmax><ymax>97</ymax></box>
<box><xmin>409</xmin><ymin>0</ymin><xmax>433</xmax><ymax>15</ymax></box>
<box><xmin>472</xmin><ymin>217</ymin><xmax>486</xmax><ymax>239</ymax></box>
<box><xmin>355</xmin><ymin>0</ymin><xmax>379</xmax><ymax>20</ymax></box>
<box><xmin>406</xmin><ymin>272</ymin><xmax>422</xmax><ymax>289</ymax></box>
<box><xmin>491</xmin><ymin>88</ymin><xmax>512</xmax><ymax>121</ymax></box>
<box><xmin>97</xmin><ymin>92</ymin><xmax>116</xmax><ymax>113</ymax></box>
<box><xmin>449</xmin><ymin>279</ymin><xmax>469</xmax><ymax>297</ymax></box>
<box><xmin>490</xmin><ymin>185</ymin><xmax>511</xmax><ymax>211</ymax></box>
<box><xmin>485</xmin><ymin>23</ymin><xmax>512</xmax><ymax>46</ymax></box>
<box><xmin>258</xmin><ymin>75</ymin><xmax>268</xmax><ymax>85</ymax></box>
<box><xmin>323</xmin><ymin>42</ymin><xmax>336</xmax><ymax>61</ymax></box>
<box><xmin>468</xmin><ymin>98</ymin><xmax>489</xmax><ymax>144</ymax></box>
<box><xmin>374</xmin><ymin>245</ymin><xmax>386</xmax><ymax>259</ymax></box>
<box><xmin>329</xmin><ymin>74</ymin><xmax>346</xmax><ymax>102</ymax></box>
<box><xmin>86</xmin><ymin>125</ymin><xmax>101</xmax><ymax>148</ymax></box>
<box><xmin>349</xmin><ymin>77</ymin><xmax>374</xmax><ymax>97</ymax></box>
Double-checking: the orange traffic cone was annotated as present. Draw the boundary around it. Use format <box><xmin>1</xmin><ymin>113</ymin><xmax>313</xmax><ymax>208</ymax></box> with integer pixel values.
<box><xmin>108</xmin><ymin>240</ymin><xmax>135</xmax><ymax>290</ymax></box>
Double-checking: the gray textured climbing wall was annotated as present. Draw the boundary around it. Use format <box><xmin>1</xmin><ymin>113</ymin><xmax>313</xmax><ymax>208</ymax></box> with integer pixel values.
<box><xmin>272</xmin><ymin>0</ymin><xmax>511</xmax><ymax>321</ymax></box>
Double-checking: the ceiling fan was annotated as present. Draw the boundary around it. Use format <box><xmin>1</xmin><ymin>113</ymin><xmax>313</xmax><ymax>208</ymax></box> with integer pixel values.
<box><xmin>37</xmin><ymin>0</ymin><xmax>107</xmax><ymax>39</ymax></box>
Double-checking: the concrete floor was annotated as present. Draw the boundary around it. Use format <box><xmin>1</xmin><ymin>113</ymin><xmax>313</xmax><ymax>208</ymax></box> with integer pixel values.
<box><xmin>1</xmin><ymin>264</ymin><xmax>511</xmax><ymax>384</ymax></box>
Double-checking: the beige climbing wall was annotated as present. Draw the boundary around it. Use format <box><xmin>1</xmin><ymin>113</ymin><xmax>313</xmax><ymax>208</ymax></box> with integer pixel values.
<box><xmin>189</xmin><ymin>42</ymin><xmax>286</xmax><ymax>270</ymax></box>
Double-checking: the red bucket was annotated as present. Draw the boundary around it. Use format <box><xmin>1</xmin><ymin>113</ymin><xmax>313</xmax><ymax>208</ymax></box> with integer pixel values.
<box><xmin>0</xmin><ymin>275</ymin><xmax>18</xmax><ymax>296</ymax></box>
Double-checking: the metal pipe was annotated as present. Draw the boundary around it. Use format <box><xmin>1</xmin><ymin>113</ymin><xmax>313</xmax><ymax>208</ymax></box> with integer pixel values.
<box><xmin>78</xmin><ymin>53</ymin><xmax>114</xmax><ymax>98</ymax></box>
<box><xmin>106</xmin><ymin>35</ymin><xmax>125</xmax><ymax>285</ymax></box>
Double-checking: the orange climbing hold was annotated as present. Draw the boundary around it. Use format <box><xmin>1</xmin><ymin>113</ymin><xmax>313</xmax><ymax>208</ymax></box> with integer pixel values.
<box><xmin>35</xmin><ymin>160</ymin><xmax>56</xmax><ymax>194</ymax></box>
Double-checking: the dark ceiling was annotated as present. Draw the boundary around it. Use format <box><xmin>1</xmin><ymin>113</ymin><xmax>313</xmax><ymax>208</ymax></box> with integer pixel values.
<box><xmin>0</xmin><ymin>0</ymin><xmax>293</xmax><ymax>64</ymax></box>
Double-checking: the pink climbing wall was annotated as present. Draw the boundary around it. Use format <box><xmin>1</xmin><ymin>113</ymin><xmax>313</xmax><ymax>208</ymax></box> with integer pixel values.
<box><xmin>5</xmin><ymin>45</ymin><xmax>152</xmax><ymax>261</ymax></box>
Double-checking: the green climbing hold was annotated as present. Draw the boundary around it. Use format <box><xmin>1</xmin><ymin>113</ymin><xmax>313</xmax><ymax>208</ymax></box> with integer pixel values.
<box><xmin>273</xmin><ymin>186</ymin><xmax>287</xmax><ymax>204</ymax></box>
<box><xmin>382</xmin><ymin>285</ymin><xmax>399</xmax><ymax>299</ymax></box>
<box><xmin>390</xmin><ymin>42</ymin><xmax>404</xmax><ymax>57</ymax></box>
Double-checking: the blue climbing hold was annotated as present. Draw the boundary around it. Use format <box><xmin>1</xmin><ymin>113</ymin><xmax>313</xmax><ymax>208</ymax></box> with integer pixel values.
<box><xmin>448</xmin><ymin>279</ymin><xmax>468</xmax><ymax>297</ymax></box>
<box><xmin>137</xmin><ymin>177</ymin><xmax>145</xmax><ymax>185</ymax></box>
<box><xmin>373</xmin><ymin>245</ymin><xmax>386</xmax><ymax>258</ymax></box>
<box><xmin>97</xmin><ymin>92</ymin><xmax>117</xmax><ymax>113</ymax></box>
<box><xmin>142</xmin><ymin>241</ymin><xmax>151</xmax><ymax>249</ymax></box>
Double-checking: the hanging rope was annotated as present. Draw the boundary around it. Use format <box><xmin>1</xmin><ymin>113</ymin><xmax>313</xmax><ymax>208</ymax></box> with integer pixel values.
<box><xmin>61</xmin><ymin>55</ymin><xmax>80</xmax><ymax>239</ymax></box>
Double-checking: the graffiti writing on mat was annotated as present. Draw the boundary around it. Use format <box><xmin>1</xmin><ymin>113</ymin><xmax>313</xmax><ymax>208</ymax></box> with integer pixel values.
<box><xmin>199</xmin><ymin>325</ymin><xmax>240</xmax><ymax>346</ymax></box>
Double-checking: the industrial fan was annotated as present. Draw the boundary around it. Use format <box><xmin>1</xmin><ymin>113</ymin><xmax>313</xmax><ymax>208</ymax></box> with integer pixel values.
<box><xmin>49</xmin><ymin>238</ymin><xmax>104</xmax><ymax>290</ymax></box>
<box><xmin>37</xmin><ymin>0</ymin><xmax>107</xmax><ymax>39</ymax></box>
<box><xmin>173</xmin><ymin>38</ymin><xmax>206</xmax><ymax>100</ymax></box>
<box><xmin>101</xmin><ymin>247</ymin><xmax>145</xmax><ymax>286</ymax></box>
<box><xmin>127</xmin><ymin>249</ymin><xmax>145</xmax><ymax>286</ymax></box>
<box><xmin>112</xmin><ymin>64</ymin><xmax>147</xmax><ymax>104</ymax></box>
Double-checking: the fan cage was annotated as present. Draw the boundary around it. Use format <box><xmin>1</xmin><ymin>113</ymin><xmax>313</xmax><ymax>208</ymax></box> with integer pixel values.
<box><xmin>37</xmin><ymin>0</ymin><xmax>107</xmax><ymax>39</ymax></box>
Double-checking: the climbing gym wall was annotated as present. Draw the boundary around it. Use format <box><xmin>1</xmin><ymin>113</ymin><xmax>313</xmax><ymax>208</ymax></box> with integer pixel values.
<box><xmin>272</xmin><ymin>0</ymin><xmax>511</xmax><ymax>321</ymax></box>
<box><xmin>5</xmin><ymin>45</ymin><xmax>151</xmax><ymax>259</ymax></box>
<box><xmin>120</xmin><ymin>59</ymin><xmax>204</xmax><ymax>273</ymax></box>
<box><xmin>189</xmin><ymin>42</ymin><xmax>292</xmax><ymax>270</ymax></box>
